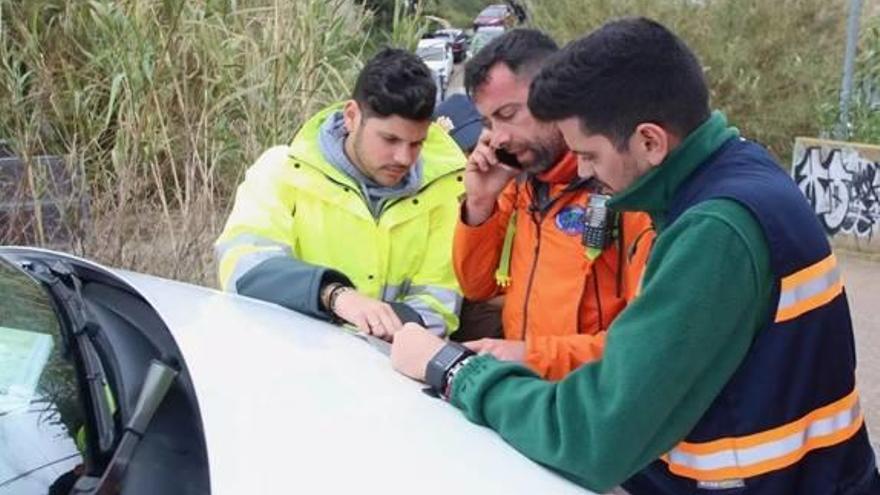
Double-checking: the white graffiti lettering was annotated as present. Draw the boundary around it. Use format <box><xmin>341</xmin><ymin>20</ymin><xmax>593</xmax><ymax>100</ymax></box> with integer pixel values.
<box><xmin>793</xmin><ymin>143</ymin><xmax>880</xmax><ymax>241</ymax></box>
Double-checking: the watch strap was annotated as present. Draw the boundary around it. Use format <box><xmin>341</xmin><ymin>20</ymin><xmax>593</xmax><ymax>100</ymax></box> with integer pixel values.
<box><xmin>425</xmin><ymin>342</ymin><xmax>474</xmax><ymax>393</ymax></box>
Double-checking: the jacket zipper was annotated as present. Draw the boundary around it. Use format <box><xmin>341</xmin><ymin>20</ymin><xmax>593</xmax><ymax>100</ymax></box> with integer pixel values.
<box><xmin>291</xmin><ymin>154</ymin><xmax>464</xmax><ymax>222</ymax></box>
<box><xmin>520</xmin><ymin>209</ymin><xmax>542</xmax><ymax>341</ymax></box>
<box><xmin>575</xmin><ymin>263</ymin><xmax>589</xmax><ymax>334</ymax></box>
<box><xmin>518</xmin><ymin>178</ymin><xmax>590</xmax><ymax>341</ymax></box>
<box><xmin>592</xmin><ymin>264</ymin><xmax>605</xmax><ymax>330</ymax></box>
<box><xmin>378</xmin><ymin>168</ymin><xmax>464</xmax><ymax>216</ymax></box>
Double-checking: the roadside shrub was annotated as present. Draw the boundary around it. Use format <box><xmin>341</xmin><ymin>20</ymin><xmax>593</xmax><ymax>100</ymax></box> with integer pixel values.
<box><xmin>526</xmin><ymin>0</ymin><xmax>851</xmax><ymax>162</ymax></box>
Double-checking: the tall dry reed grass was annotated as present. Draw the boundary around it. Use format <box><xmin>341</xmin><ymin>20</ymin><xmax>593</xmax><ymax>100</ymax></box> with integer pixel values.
<box><xmin>0</xmin><ymin>0</ymin><xmax>382</xmax><ymax>285</ymax></box>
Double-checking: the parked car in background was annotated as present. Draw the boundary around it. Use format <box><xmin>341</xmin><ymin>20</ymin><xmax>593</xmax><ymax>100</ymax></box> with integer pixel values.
<box><xmin>473</xmin><ymin>3</ymin><xmax>516</xmax><ymax>29</ymax></box>
<box><xmin>429</xmin><ymin>28</ymin><xmax>469</xmax><ymax>63</ymax></box>
<box><xmin>468</xmin><ymin>26</ymin><xmax>506</xmax><ymax>59</ymax></box>
<box><xmin>416</xmin><ymin>38</ymin><xmax>454</xmax><ymax>102</ymax></box>
<box><xmin>0</xmin><ymin>246</ymin><xmax>592</xmax><ymax>494</ymax></box>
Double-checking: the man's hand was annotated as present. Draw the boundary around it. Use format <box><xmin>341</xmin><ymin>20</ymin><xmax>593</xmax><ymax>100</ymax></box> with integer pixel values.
<box><xmin>463</xmin><ymin>129</ymin><xmax>521</xmax><ymax>226</ymax></box>
<box><xmin>333</xmin><ymin>290</ymin><xmax>403</xmax><ymax>340</ymax></box>
<box><xmin>464</xmin><ymin>338</ymin><xmax>526</xmax><ymax>362</ymax></box>
<box><xmin>391</xmin><ymin>323</ymin><xmax>445</xmax><ymax>381</ymax></box>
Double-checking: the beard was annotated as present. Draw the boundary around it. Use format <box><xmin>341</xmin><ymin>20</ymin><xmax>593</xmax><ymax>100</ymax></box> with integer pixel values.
<box><xmin>348</xmin><ymin>126</ymin><xmax>383</xmax><ymax>183</ymax></box>
<box><xmin>521</xmin><ymin>130</ymin><xmax>568</xmax><ymax>175</ymax></box>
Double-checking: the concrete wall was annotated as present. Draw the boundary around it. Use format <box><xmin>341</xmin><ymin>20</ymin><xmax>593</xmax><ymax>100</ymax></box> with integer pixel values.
<box><xmin>792</xmin><ymin>137</ymin><xmax>880</xmax><ymax>252</ymax></box>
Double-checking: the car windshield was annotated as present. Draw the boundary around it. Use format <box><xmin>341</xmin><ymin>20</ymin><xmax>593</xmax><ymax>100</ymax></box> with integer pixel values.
<box><xmin>471</xmin><ymin>29</ymin><xmax>504</xmax><ymax>52</ymax></box>
<box><xmin>417</xmin><ymin>45</ymin><xmax>446</xmax><ymax>62</ymax></box>
<box><xmin>480</xmin><ymin>5</ymin><xmax>507</xmax><ymax>16</ymax></box>
<box><xmin>0</xmin><ymin>258</ymin><xmax>87</xmax><ymax>493</ymax></box>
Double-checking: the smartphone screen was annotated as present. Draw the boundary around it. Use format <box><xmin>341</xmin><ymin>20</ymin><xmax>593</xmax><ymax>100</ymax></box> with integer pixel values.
<box><xmin>495</xmin><ymin>148</ymin><xmax>523</xmax><ymax>170</ymax></box>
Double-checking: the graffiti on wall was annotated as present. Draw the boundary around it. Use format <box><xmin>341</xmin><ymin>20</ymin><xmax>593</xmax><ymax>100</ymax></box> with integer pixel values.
<box><xmin>792</xmin><ymin>138</ymin><xmax>880</xmax><ymax>243</ymax></box>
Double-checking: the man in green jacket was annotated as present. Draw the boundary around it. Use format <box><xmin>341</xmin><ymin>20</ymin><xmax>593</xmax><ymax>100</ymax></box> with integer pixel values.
<box><xmin>391</xmin><ymin>18</ymin><xmax>879</xmax><ymax>494</ymax></box>
<box><xmin>216</xmin><ymin>48</ymin><xmax>466</xmax><ymax>339</ymax></box>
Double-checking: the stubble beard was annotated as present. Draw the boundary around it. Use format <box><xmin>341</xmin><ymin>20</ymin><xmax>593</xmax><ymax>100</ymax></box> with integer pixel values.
<box><xmin>523</xmin><ymin>131</ymin><xmax>568</xmax><ymax>175</ymax></box>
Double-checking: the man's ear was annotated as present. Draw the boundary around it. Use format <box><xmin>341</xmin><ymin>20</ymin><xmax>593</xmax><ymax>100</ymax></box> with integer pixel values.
<box><xmin>342</xmin><ymin>100</ymin><xmax>361</xmax><ymax>133</ymax></box>
<box><xmin>632</xmin><ymin>123</ymin><xmax>674</xmax><ymax>167</ymax></box>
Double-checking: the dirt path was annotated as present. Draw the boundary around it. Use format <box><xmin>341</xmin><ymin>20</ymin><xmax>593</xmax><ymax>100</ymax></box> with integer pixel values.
<box><xmin>839</xmin><ymin>252</ymin><xmax>880</xmax><ymax>451</ymax></box>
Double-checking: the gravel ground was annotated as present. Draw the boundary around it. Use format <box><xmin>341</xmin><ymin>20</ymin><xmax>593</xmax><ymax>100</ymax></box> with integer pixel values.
<box><xmin>839</xmin><ymin>252</ymin><xmax>880</xmax><ymax>452</ymax></box>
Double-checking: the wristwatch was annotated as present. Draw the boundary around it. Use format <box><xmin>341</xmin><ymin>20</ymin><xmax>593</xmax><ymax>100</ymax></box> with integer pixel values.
<box><xmin>425</xmin><ymin>342</ymin><xmax>475</xmax><ymax>395</ymax></box>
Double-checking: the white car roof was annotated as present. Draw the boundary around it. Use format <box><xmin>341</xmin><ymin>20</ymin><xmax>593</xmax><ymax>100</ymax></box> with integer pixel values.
<box><xmin>474</xmin><ymin>26</ymin><xmax>505</xmax><ymax>34</ymax></box>
<box><xmin>98</xmin><ymin>267</ymin><xmax>592</xmax><ymax>493</ymax></box>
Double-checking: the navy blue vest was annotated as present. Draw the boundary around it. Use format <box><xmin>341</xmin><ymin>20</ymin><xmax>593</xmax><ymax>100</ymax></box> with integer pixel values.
<box><xmin>624</xmin><ymin>137</ymin><xmax>878</xmax><ymax>495</ymax></box>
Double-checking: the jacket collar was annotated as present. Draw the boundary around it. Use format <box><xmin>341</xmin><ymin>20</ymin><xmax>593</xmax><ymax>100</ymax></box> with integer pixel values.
<box><xmin>288</xmin><ymin>103</ymin><xmax>466</xmax><ymax>187</ymax></box>
<box><xmin>536</xmin><ymin>152</ymin><xmax>579</xmax><ymax>185</ymax></box>
<box><xmin>607</xmin><ymin>111</ymin><xmax>739</xmax><ymax>228</ymax></box>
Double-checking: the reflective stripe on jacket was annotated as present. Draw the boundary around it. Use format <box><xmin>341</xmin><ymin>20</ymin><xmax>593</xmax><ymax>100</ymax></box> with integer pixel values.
<box><xmin>633</xmin><ymin>136</ymin><xmax>877</xmax><ymax>494</ymax></box>
<box><xmin>216</xmin><ymin>104</ymin><xmax>466</xmax><ymax>335</ymax></box>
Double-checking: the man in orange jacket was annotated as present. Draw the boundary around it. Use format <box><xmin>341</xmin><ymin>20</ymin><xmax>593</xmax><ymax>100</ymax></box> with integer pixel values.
<box><xmin>454</xmin><ymin>29</ymin><xmax>653</xmax><ymax>380</ymax></box>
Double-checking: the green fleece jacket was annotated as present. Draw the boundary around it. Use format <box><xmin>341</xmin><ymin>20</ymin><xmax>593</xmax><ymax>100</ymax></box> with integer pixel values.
<box><xmin>448</xmin><ymin>113</ymin><xmax>775</xmax><ymax>492</ymax></box>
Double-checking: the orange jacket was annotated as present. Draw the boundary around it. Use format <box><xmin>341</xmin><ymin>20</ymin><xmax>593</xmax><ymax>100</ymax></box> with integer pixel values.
<box><xmin>453</xmin><ymin>153</ymin><xmax>653</xmax><ymax>380</ymax></box>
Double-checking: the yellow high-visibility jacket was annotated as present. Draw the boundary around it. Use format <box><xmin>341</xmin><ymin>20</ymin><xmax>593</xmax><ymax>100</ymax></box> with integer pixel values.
<box><xmin>215</xmin><ymin>104</ymin><xmax>466</xmax><ymax>335</ymax></box>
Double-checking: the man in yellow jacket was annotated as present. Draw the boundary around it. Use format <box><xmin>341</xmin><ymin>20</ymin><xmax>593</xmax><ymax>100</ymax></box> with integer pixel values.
<box><xmin>215</xmin><ymin>48</ymin><xmax>466</xmax><ymax>339</ymax></box>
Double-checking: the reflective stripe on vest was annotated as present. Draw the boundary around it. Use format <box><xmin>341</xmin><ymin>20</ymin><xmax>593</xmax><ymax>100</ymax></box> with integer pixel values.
<box><xmin>775</xmin><ymin>253</ymin><xmax>843</xmax><ymax>323</ymax></box>
<box><xmin>663</xmin><ymin>388</ymin><xmax>863</xmax><ymax>481</ymax></box>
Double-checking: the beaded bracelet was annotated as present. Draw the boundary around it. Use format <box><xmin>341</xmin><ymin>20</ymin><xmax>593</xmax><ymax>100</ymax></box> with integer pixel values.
<box><xmin>327</xmin><ymin>285</ymin><xmax>353</xmax><ymax>317</ymax></box>
<box><xmin>320</xmin><ymin>282</ymin><xmax>342</xmax><ymax>310</ymax></box>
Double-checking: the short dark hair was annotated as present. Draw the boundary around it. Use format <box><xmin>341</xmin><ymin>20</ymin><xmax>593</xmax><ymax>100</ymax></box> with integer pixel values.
<box><xmin>353</xmin><ymin>47</ymin><xmax>436</xmax><ymax>121</ymax></box>
<box><xmin>464</xmin><ymin>29</ymin><xmax>558</xmax><ymax>96</ymax></box>
<box><xmin>528</xmin><ymin>17</ymin><xmax>710</xmax><ymax>147</ymax></box>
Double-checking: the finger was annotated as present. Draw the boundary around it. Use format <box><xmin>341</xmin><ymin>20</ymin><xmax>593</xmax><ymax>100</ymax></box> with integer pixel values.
<box><xmin>481</xmin><ymin>143</ymin><xmax>499</xmax><ymax>166</ymax></box>
<box><xmin>353</xmin><ymin>315</ymin><xmax>371</xmax><ymax>334</ymax></box>
<box><xmin>475</xmin><ymin>144</ymin><xmax>499</xmax><ymax>170</ymax></box>
<box><xmin>366</xmin><ymin>313</ymin><xmax>386</xmax><ymax>338</ymax></box>
<box><xmin>384</xmin><ymin>306</ymin><xmax>403</xmax><ymax>332</ymax></box>
<box><xmin>372</xmin><ymin>312</ymin><xmax>395</xmax><ymax>341</ymax></box>
<box><xmin>467</xmin><ymin>149</ymin><xmax>491</xmax><ymax>173</ymax></box>
<box><xmin>400</xmin><ymin>322</ymin><xmax>427</xmax><ymax>334</ymax></box>
<box><xmin>463</xmin><ymin>339</ymin><xmax>486</xmax><ymax>352</ymax></box>
<box><xmin>478</xmin><ymin>128</ymin><xmax>493</xmax><ymax>147</ymax></box>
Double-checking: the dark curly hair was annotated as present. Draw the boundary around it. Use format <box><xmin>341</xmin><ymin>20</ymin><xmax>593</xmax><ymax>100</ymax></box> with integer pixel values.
<box><xmin>353</xmin><ymin>47</ymin><xmax>436</xmax><ymax>121</ymax></box>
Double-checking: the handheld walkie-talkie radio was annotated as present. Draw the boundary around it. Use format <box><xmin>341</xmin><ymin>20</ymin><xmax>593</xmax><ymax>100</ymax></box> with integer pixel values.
<box><xmin>582</xmin><ymin>193</ymin><xmax>612</xmax><ymax>250</ymax></box>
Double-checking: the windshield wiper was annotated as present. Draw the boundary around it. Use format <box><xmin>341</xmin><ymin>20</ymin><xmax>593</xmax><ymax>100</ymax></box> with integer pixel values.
<box><xmin>22</xmin><ymin>259</ymin><xmax>180</xmax><ymax>494</ymax></box>
<box><xmin>24</xmin><ymin>259</ymin><xmax>117</xmax><ymax>451</ymax></box>
<box><xmin>89</xmin><ymin>360</ymin><xmax>177</xmax><ymax>495</ymax></box>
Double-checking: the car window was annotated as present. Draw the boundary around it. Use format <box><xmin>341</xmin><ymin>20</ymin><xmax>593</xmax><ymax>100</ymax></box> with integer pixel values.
<box><xmin>471</xmin><ymin>29</ymin><xmax>504</xmax><ymax>53</ymax></box>
<box><xmin>417</xmin><ymin>45</ymin><xmax>447</xmax><ymax>62</ymax></box>
<box><xmin>0</xmin><ymin>259</ymin><xmax>87</xmax><ymax>494</ymax></box>
<box><xmin>481</xmin><ymin>5</ymin><xmax>507</xmax><ymax>16</ymax></box>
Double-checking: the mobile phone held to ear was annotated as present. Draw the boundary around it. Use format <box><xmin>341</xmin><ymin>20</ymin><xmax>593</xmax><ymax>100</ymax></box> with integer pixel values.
<box><xmin>495</xmin><ymin>148</ymin><xmax>523</xmax><ymax>170</ymax></box>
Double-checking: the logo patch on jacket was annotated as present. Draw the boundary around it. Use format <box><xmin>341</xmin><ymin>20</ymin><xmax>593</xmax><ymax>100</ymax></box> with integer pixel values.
<box><xmin>555</xmin><ymin>206</ymin><xmax>585</xmax><ymax>235</ymax></box>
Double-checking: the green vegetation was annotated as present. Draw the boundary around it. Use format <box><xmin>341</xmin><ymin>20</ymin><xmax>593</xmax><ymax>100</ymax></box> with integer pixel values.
<box><xmin>0</xmin><ymin>0</ymin><xmax>384</xmax><ymax>284</ymax></box>
<box><xmin>0</xmin><ymin>0</ymin><xmax>877</xmax><ymax>285</ymax></box>
<box><xmin>527</xmin><ymin>0</ymin><xmax>855</xmax><ymax>162</ymax></box>
<box><xmin>838</xmin><ymin>14</ymin><xmax>880</xmax><ymax>144</ymax></box>
<box><xmin>428</xmin><ymin>0</ymin><xmax>487</xmax><ymax>27</ymax></box>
